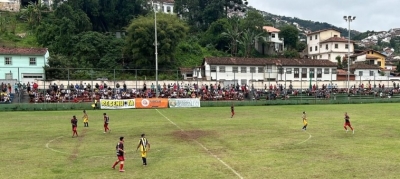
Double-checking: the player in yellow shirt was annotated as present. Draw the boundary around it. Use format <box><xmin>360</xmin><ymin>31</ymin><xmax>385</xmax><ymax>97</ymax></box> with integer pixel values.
<box><xmin>136</xmin><ymin>133</ymin><xmax>151</xmax><ymax>166</ymax></box>
<box><xmin>83</xmin><ymin>110</ymin><xmax>89</xmax><ymax>127</ymax></box>
<box><xmin>302</xmin><ymin>111</ymin><xmax>308</xmax><ymax>130</ymax></box>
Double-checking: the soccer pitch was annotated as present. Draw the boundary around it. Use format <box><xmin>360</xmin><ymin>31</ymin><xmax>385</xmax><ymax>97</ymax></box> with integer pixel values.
<box><xmin>1</xmin><ymin>104</ymin><xmax>400</xmax><ymax>179</ymax></box>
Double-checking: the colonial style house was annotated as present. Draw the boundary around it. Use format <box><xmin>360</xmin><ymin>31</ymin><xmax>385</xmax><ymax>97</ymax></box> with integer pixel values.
<box><xmin>350</xmin><ymin>49</ymin><xmax>387</xmax><ymax>69</ymax></box>
<box><xmin>0</xmin><ymin>47</ymin><xmax>49</xmax><ymax>84</ymax></box>
<box><xmin>306</xmin><ymin>28</ymin><xmax>354</xmax><ymax>63</ymax></box>
<box><xmin>153</xmin><ymin>0</ymin><xmax>174</xmax><ymax>14</ymax></box>
<box><xmin>255</xmin><ymin>26</ymin><xmax>285</xmax><ymax>55</ymax></box>
<box><xmin>350</xmin><ymin>63</ymin><xmax>381</xmax><ymax>81</ymax></box>
<box><xmin>201</xmin><ymin>57</ymin><xmax>337</xmax><ymax>85</ymax></box>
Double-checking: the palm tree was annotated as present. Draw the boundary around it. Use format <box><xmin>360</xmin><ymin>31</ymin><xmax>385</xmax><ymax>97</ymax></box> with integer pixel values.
<box><xmin>239</xmin><ymin>28</ymin><xmax>266</xmax><ymax>57</ymax></box>
<box><xmin>221</xmin><ymin>16</ymin><xmax>241</xmax><ymax>56</ymax></box>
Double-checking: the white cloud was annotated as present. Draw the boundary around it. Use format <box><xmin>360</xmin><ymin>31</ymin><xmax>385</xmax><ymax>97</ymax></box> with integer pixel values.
<box><xmin>248</xmin><ymin>0</ymin><xmax>399</xmax><ymax>32</ymax></box>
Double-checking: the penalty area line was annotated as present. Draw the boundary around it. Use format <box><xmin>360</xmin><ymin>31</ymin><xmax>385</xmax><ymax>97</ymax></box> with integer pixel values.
<box><xmin>156</xmin><ymin>109</ymin><xmax>244</xmax><ymax>179</ymax></box>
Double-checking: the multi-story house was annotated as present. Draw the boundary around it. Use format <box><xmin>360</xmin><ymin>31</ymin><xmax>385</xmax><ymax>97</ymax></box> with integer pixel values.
<box><xmin>0</xmin><ymin>47</ymin><xmax>49</xmax><ymax>84</ymax></box>
<box><xmin>307</xmin><ymin>28</ymin><xmax>354</xmax><ymax>63</ymax></box>
<box><xmin>153</xmin><ymin>0</ymin><xmax>174</xmax><ymax>14</ymax></box>
<box><xmin>255</xmin><ymin>26</ymin><xmax>285</xmax><ymax>55</ymax></box>
<box><xmin>350</xmin><ymin>49</ymin><xmax>387</xmax><ymax>69</ymax></box>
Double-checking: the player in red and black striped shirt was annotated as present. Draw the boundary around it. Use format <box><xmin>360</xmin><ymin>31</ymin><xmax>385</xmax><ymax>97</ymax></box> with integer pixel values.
<box><xmin>103</xmin><ymin>113</ymin><xmax>110</xmax><ymax>133</ymax></box>
<box><xmin>112</xmin><ymin>137</ymin><xmax>125</xmax><ymax>172</ymax></box>
<box><xmin>231</xmin><ymin>103</ymin><xmax>235</xmax><ymax>118</ymax></box>
<box><xmin>71</xmin><ymin>116</ymin><xmax>78</xmax><ymax>137</ymax></box>
<box><xmin>344</xmin><ymin>112</ymin><xmax>354</xmax><ymax>134</ymax></box>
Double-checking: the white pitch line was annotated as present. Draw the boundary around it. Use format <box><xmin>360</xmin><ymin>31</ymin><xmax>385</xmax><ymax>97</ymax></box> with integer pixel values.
<box><xmin>295</xmin><ymin>131</ymin><xmax>312</xmax><ymax>145</ymax></box>
<box><xmin>45</xmin><ymin>136</ymin><xmax>78</xmax><ymax>156</ymax></box>
<box><xmin>156</xmin><ymin>109</ymin><xmax>244</xmax><ymax>179</ymax></box>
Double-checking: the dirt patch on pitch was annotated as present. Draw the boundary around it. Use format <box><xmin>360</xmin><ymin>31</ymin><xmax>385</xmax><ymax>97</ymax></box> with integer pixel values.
<box><xmin>171</xmin><ymin>130</ymin><xmax>216</xmax><ymax>141</ymax></box>
<box><xmin>69</xmin><ymin>128</ymin><xmax>87</xmax><ymax>161</ymax></box>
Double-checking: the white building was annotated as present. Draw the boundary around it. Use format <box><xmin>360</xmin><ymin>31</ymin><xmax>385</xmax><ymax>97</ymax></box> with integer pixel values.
<box><xmin>201</xmin><ymin>57</ymin><xmax>337</xmax><ymax>85</ymax></box>
<box><xmin>153</xmin><ymin>0</ymin><xmax>174</xmax><ymax>14</ymax></box>
<box><xmin>306</xmin><ymin>28</ymin><xmax>354</xmax><ymax>63</ymax></box>
<box><xmin>255</xmin><ymin>26</ymin><xmax>285</xmax><ymax>55</ymax></box>
<box><xmin>351</xmin><ymin>63</ymin><xmax>381</xmax><ymax>81</ymax></box>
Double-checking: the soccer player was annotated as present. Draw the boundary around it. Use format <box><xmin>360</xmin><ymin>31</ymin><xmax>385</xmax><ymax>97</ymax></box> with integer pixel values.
<box><xmin>344</xmin><ymin>112</ymin><xmax>354</xmax><ymax>134</ymax></box>
<box><xmin>83</xmin><ymin>110</ymin><xmax>89</xmax><ymax>127</ymax></box>
<box><xmin>103</xmin><ymin>113</ymin><xmax>110</xmax><ymax>133</ymax></box>
<box><xmin>112</xmin><ymin>137</ymin><xmax>125</xmax><ymax>172</ymax></box>
<box><xmin>136</xmin><ymin>133</ymin><xmax>151</xmax><ymax>166</ymax></box>
<box><xmin>231</xmin><ymin>103</ymin><xmax>235</xmax><ymax>118</ymax></box>
<box><xmin>302</xmin><ymin>111</ymin><xmax>308</xmax><ymax>130</ymax></box>
<box><xmin>71</xmin><ymin>115</ymin><xmax>78</xmax><ymax>137</ymax></box>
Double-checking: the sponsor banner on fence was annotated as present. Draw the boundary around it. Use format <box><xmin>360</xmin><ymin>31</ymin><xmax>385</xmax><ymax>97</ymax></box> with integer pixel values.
<box><xmin>135</xmin><ymin>98</ymin><xmax>168</xmax><ymax>108</ymax></box>
<box><xmin>168</xmin><ymin>98</ymin><xmax>201</xmax><ymax>108</ymax></box>
<box><xmin>100</xmin><ymin>99</ymin><xmax>135</xmax><ymax>109</ymax></box>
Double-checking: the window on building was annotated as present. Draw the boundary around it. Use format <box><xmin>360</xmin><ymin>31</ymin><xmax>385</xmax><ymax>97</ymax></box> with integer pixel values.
<box><xmin>309</xmin><ymin>36</ymin><xmax>312</xmax><ymax>41</ymax></box>
<box><xmin>378</xmin><ymin>61</ymin><xmax>382</xmax><ymax>66</ymax></box>
<box><xmin>4</xmin><ymin>57</ymin><xmax>12</xmax><ymax>65</ymax></box>
<box><xmin>309</xmin><ymin>68</ymin><xmax>315</xmax><ymax>78</ymax></box>
<box><xmin>324</xmin><ymin>68</ymin><xmax>329</xmax><ymax>74</ymax></box>
<box><xmin>233</xmin><ymin>67</ymin><xmax>238</xmax><ymax>73</ymax></box>
<box><xmin>325</xmin><ymin>44</ymin><xmax>329</xmax><ymax>50</ymax></box>
<box><xmin>241</xmin><ymin>67</ymin><xmax>246</xmax><ymax>73</ymax></box>
<box><xmin>315</xmin><ymin>46</ymin><xmax>318</xmax><ymax>51</ymax></box>
<box><xmin>320</xmin><ymin>55</ymin><xmax>322</xmax><ymax>58</ymax></box>
<box><xmin>315</xmin><ymin>35</ymin><xmax>318</xmax><ymax>40</ymax></box>
<box><xmin>345</xmin><ymin>44</ymin><xmax>349</xmax><ymax>49</ymax></box>
<box><xmin>219</xmin><ymin>66</ymin><xmax>225</xmax><ymax>73</ymax></box>
<box><xmin>286</xmin><ymin>68</ymin><xmax>292</xmax><ymax>74</ymax></box>
<box><xmin>359</xmin><ymin>71</ymin><xmax>363</xmax><ymax>76</ymax></box>
<box><xmin>301</xmin><ymin>68</ymin><xmax>307</xmax><ymax>78</ymax></box>
<box><xmin>250</xmin><ymin>67</ymin><xmax>256</xmax><ymax>73</ymax></box>
<box><xmin>266</xmin><ymin>65</ymin><xmax>272</xmax><ymax>73</ymax></box>
<box><xmin>167</xmin><ymin>6</ymin><xmax>171</xmax><ymax>13</ymax></box>
<box><xmin>369</xmin><ymin>71</ymin><xmax>374</xmax><ymax>76</ymax></box>
<box><xmin>334</xmin><ymin>35</ymin><xmax>338</xmax><ymax>37</ymax></box>
<box><xmin>294</xmin><ymin>68</ymin><xmax>299</xmax><ymax>78</ymax></box>
<box><xmin>278</xmin><ymin>67</ymin><xmax>283</xmax><ymax>74</ymax></box>
<box><xmin>309</xmin><ymin>47</ymin><xmax>312</xmax><ymax>52</ymax></box>
<box><xmin>258</xmin><ymin>67</ymin><xmax>264</xmax><ymax>73</ymax></box>
<box><xmin>29</xmin><ymin>58</ymin><xmax>36</xmax><ymax>65</ymax></box>
<box><xmin>328</xmin><ymin>54</ymin><xmax>331</xmax><ymax>59</ymax></box>
<box><xmin>272</xmin><ymin>34</ymin><xmax>275</xmax><ymax>38</ymax></box>
<box><xmin>335</xmin><ymin>44</ymin><xmax>338</xmax><ymax>49</ymax></box>
<box><xmin>317</xmin><ymin>68</ymin><xmax>322</xmax><ymax>78</ymax></box>
<box><xmin>332</xmin><ymin>68</ymin><xmax>337</xmax><ymax>74</ymax></box>
<box><xmin>211</xmin><ymin>66</ymin><xmax>216</xmax><ymax>72</ymax></box>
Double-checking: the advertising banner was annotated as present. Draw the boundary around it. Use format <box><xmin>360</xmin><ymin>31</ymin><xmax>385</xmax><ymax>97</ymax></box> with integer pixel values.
<box><xmin>168</xmin><ymin>98</ymin><xmax>201</xmax><ymax>108</ymax></box>
<box><xmin>100</xmin><ymin>99</ymin><xmax>135</xmax><ymax>109</ymax></box>
<box><xmin>135</xmin><ymin>98</ymin><xmax>168</xmax><ymax>108</ymax></box>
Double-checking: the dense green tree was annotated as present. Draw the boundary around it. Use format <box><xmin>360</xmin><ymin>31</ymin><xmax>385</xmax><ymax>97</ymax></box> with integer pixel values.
<box><xmin>125</xmin><ymin>13</ymin><xmax>189</xmax><ymax>70</ymax></box>
<box><xmin>201</xmin><ymin>18</ymin><xmax>230</xmax><ymax>51</ymax></box>
<box><xmin>279</xmin><ymin>25</ymin><xmax>299</xmax><ymax>50</ymax></box>
<box><xmin>221</xmin><ymin>16</ymin><xmax>241</xmax><ymax>56</ymax></box>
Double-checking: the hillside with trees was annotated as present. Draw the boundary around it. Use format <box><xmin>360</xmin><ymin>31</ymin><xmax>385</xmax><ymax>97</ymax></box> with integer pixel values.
<box><xmin>0</xmin><ymin>0</ymin><xmax>371</xmax><ymax>80</ymax></box>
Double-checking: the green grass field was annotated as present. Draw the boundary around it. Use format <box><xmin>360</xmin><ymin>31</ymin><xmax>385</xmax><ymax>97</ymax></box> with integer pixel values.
<box><xmin>1</xmin><ymin>104</ymin><xmax>400</xmax><ymax>179</ymax></box>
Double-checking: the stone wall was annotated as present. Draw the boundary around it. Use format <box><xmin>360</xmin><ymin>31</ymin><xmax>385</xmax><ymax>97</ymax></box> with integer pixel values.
<box><xmin>0</xmin><ymin>1</ymin><xmax>20</xmax><ymax>12</ymax></box>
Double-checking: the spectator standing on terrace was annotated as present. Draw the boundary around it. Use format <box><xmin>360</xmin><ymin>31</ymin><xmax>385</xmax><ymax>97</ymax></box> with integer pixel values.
<box><xmin>71</xmin><ymin>115</ymin><xmax>78</xmax><ymax>137</ymax></box>
<box><xmin>7</xmin><ymin>83</ymin><xmax>11</xmax><ymax>93</ymax></box>
<box><xmin>14</xmin><ymin>83</ymin><xmax>18</xmax><ymax>94</ymax></box>
<box><xmin>123</xmin><ymin>83</ymin><xmax>127</xmax><ymax>92</ymax></box>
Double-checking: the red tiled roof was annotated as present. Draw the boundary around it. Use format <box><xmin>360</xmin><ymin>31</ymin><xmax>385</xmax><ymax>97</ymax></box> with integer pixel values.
<box><xmin>263</xmin><ymin>26</ymin><xmax>280</xmax><ymax>33</ymax></box>
<box><xmin>306</xmin><ymin>28</ymin><xmax>340</xmax><ymax>35</ymax></box>
<box><xmin>350</xmin><ymin>63</ymin><xmax>380</xmax><ymax>69</ymax></box>
<box><xmin>337</xmin><ymin>69</ymin><xmax>349</xmax><ymax>75</ymax></box>
<box><xmin>320</xmin><ymin>37</ymin><xmax>354</xmax><ymax>43</ymax></box>
<box><xmin>203</xmin><ymin>57</ymin><xmax>337</xmax><ymax>67</ymax></box>
<box><xmin>179</xmin><ymin>67</ymin><xmax>193</xmax><ymax>73</ymax></box>
<box><xmin>0</xmin><ymin>47</ymin><xmax>48</xmax><ymax>56</ymax></box>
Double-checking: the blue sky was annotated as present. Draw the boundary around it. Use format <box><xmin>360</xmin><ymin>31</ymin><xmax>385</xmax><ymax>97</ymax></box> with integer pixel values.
<box><xmin>248</xmin><ymin>0</ymin><xmax>399</xmax><ymax>32</ymax></box>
